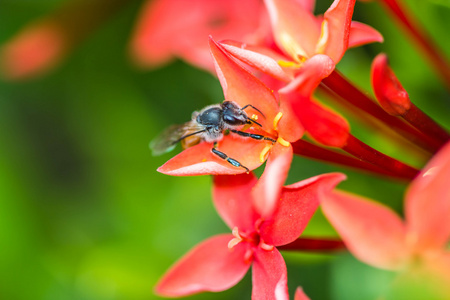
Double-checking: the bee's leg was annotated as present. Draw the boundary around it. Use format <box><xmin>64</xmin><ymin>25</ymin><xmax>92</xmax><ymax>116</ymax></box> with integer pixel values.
<box><xmin>230</xmin><ymin>130</ymin><xmax>276</xmax><ymax>143</ymax></box>
<box><xmin>211</xmin><ymin>142</ymin><xmax>249</xmax><ymax>172</ymax></box>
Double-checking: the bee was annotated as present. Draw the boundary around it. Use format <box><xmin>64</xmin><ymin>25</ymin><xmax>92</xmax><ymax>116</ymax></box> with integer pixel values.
<box><xmin>150</xmin><ymin>101</ymin><xmax>275</xmax><ymax>171</ymax></box>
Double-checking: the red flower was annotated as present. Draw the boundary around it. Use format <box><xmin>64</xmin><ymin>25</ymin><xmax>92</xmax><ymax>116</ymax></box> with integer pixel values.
<box><xmin>155</xmin><ymin>172</ymin><xmax>345</xmax><ymax>299</ymax></box>
<box><xmin>0</xmin><ymin>20</ymin><xmax>67</xmax><ymax>80</ymax></box>
<box><xmin>218</xmin><ymin>0</ymin><xmax>382</xmax><ymax>82</ymax></box>
<box><xmin>320</xmin><ymin>141</ymin><xmax>450</xmax><ymax>297</ymax></box>
<box><xmin>210</xmin><ymin>0</ymin><xmax>381</xmax><ymax>149</ymax></box>
<box><xmin>264</xmin><ymin>0</ymin><xmax>382</xmax><ymax>64</ymax></box>
<box><xmin>129</xmin><ymin>0</ymin><xmax>270</xmax><ymax>72</ymax></box>
<box><xmin>157</xmin><ymin>37</ymin><xmax>306</xmax><ymax>176</ymax></box>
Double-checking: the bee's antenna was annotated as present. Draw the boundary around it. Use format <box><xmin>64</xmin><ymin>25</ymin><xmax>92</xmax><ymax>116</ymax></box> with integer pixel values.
<box><xmin>241</xmin><ymin>104</ymin><xmax>266</xmax><ymax>119</ymax></box>
<box><xmin>173</xmin><ymin>129</ymin><xmax>207</xmax><ymax>145</ymax></box>
<box><xmin>247</xmin><ymin>118</ymin><xmax>262</xmax><ymax>127</ymax></box>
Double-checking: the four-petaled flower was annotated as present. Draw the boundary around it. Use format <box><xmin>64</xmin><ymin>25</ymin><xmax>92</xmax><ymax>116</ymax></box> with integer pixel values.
<box><xmin>129</xmin><ymin>0</ymin><xmax>270</xmax><ymax>72</ymax></box>
<box><xmin>158</xmin><ymin>37</ymin><xmax>309</xmax><ymax>179</ymax></box>
<box><xmin>155</xmin><ymin>172</ymin><xmax>345</xmax><ymax>299</ymax></box>
<box><xmin>218</xmin><ymin>0</ymin><xmax>383</xmax><ymax>83</ymax></box>
<box><xmin>320</xmin><ymin>141</ymin><xmax>450</xmax><ymax>298</ymax></box>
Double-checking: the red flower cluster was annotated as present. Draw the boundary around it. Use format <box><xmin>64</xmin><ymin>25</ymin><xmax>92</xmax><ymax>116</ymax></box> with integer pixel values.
<box><xmin>147</xmin><ymin>0</ymin><xmax>450</xmax><ymax>298</ymax></box>
<box><xmin>3</xmin><ymin>0</ymin><xmax>449</xmax><ymax>299</ymax></box>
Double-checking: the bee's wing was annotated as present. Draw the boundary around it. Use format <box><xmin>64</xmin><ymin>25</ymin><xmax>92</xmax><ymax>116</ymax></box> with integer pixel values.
<box><xmin>150</xmin><ymin>122</ymin><xmax>202</xmax><ymax>156</ymax></box>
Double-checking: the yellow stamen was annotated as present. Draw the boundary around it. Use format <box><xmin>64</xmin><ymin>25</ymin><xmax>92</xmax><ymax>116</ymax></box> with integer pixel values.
<box><xmin>277</xmin><ymin>137</ymin><xmax>290</xmax><ymax>147</ymax></box>
<box><xmin>273</xmin><ymin>112</ymin><xmax>283</xmax><ymax>131</ymax></box>
<box><xmin>242</xmin><ymin>124</ymin><xmax>252</xmax><ymax>131</ymax></box>
<box><xmin>260</xmin><ymin>242</ymin><xmax>274</xmax><ymax>251</ymax></box>
<box><xmin>228</xmin><ymin>227</ymin><xmax>243</xmax><ymax>249</ymax></box>
<box><xmin>259</xmin><ymin>144</ymin><xmax>272</xmax><ymax>163</ymax></box>
<box><xmin>277</xmin><ymin>60</ymin><xmax>302</xmax><ymax>69</ymax></box>
<box><xmin>315</xmin><ymin>19</ymin><xmax>329</xmax><ymax>54</ymax></box>
<box><xmin>251</xmin><ymin>114</ymin><xmax>258</xmax><ymax>121</ymax></box>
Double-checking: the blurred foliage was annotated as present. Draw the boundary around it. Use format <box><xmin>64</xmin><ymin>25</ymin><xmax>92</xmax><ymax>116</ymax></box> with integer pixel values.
<box><xmin>0</xmin><ymin>0</ymin><xmax>449</xmax><ymax>299</ymax></box>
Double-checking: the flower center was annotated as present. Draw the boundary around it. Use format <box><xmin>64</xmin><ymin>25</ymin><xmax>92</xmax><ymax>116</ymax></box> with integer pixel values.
<box><xmin>228</xmin><ymin>227</ymin><xmax>258</xmax><ymax>248</ymax></box>
<box><xmin>227</xmin><ymin>226</ymin><xmax>274</xmax><ymax>253</ymax></box>
<box><xmin>258</xmin><ymin>112</ymin><xmax>291</xmax><ymax>162</ymax></box>
<box><xmin>279</xmin><ymin>32</ymin><xmax>309</xmax><ymax>63</ymax></box>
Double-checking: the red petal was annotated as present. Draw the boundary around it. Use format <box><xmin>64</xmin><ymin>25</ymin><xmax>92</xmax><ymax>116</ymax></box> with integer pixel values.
<box><xmin>405</xmin><ymin>141</ymin><xmax>450</xmax><ymax>252</ymax></box>
<box><xmin>0</xmin><ymin>21</ymin><xmax>66</xmax><ymax>80</ymax></box>
<box><xmin>129</xmin><ymin>0</ymin><xmax>179</xmax><ymax>68</ymax></box>
<box><xmin>321</xmin><ymin>0</ymin><xmax>356</xmax><ymax>63</ymax></box>
<box><xmin>155</xmin><ymin>234</ymin><xmax>251</xmax><ymax>297</ymax></box>
<box><xmin>219</xmin><ymin>41</ymin><xmax>293</xmax><ymax>82</ymax></box>
<box><xmin>348</xmin><ymin>21</ymin><xmax>384</xmax><ymax>48</ymax></box>
<box><xmin>371</xmin><ymin>53</ymin><xmax>411</xmax><ymax>116</ymax></box>
<box><xmin>294</xmin><ymin>287</ymin><xmax>311</xmax><ymax>300</ymax></box>
<box><xmin>296</xmin><ymin>99</ymin><xmax>350</xmax><ymax>148</ymax></box>
<box><xmin>157</xmin><ymin>134</ymin><xmax>268</xmax><ymax>176</ymax></box>
<box><xmin>297</xmin><ymin>0</ymin><xmax>316</xmax><ymax>12</ymax></box>
<box><xmin>321</xmin><ymin>190</ymin><xmax>409</xmax><ymax>270</ymax></box>
<box><xmin>252</xmin><ymin>248</ymin><xmax>289</xmax><ymax>300</ymax></box>
<box><xmin>260</xmin><ymin>173</ymin><xmax>346</xmax><ymax>246</ymax></box>
<box><xmin>252</xmin><ymin>143</ymin><xmax>293</xmax><ymax>218</ymax></box>
<box><xmin>264</xmin><ymin>0</ymin><xmax>321</xmax><ymax>59</ymax></box>
<box><xmin>213</xmin><ymin>173</ymin><xmax>260</xmax><ymax>231</ymax></box>
<box><xmin>278</xmin><ymin>54</ymin><xmax>335</xmax><ymax>142</ymax></box>
<box><xmin>210</xmin><ymin>38</ymin><xmax>280</xmax><ymax>134</ymax></box>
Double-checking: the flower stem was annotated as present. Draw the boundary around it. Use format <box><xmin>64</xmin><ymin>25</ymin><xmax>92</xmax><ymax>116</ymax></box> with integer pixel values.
<box><xmin>278</xmin><ymin>237</ymin><xmax>346</xmax><ymax>252</ymax></box>
<box><xmin>402</xmin><ymin>103</ymin><xmax>450</xmax><ymax>148</ymax></box>
<box><xmin>379</xmin><ymin>0</ymin><xmax>450</xmax><ymax>87</ymax></box>
<box><xmin>342</xmin><ymin>135</ymin><xmax>419</xmax><ymax>180</ymax></box>
<box><xmin>292</xmin><ymin>140</ymin><xmax>411</xmax><ymax>180</ymax></box>
<box><xmin>321</xmin><ymin>70</ymin><xmax>442</xmax><ymax>152</ymax></box>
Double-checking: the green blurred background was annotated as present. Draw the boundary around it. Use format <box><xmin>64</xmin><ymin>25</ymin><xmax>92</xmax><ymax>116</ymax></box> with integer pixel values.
<box><xmin>0</xmin><ymin>0</ymin><xmax>449</xmax><ymax>299</ymax></box>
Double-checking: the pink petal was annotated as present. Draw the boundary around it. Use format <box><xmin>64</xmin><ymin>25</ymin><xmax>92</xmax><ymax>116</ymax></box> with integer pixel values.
<box><xmin>260</xmin><ymin>173</ymin><xmax>346</xmax><ymax>246</ymax></box>
<box><xmin>297</xmin><ymin>0</ymin><xmax>316</xmax><ymax>13</ymax></box>
<box><xmin>130</xmin><ymin>0</ymin><xmax>267</xmax><ymax>71</ymax></box>
<box><xmin>252</xmin><ymin>248</ymin><xmax>289</xmax><ymax>300</ymax></box>
<box><xmin>155</xmin><ymin>234</ymin><xmax>251</xmax><ymax>297</ymax></box>
<box><xmin>321</xmin><ymin>0</ymin><xmax>356</xmax><ymax>63</ymax></box>
<box><xmin>264</xmin><ymin>0</ymin><xmax>321</xmax><ymax>59</ymax></box>
<box><xmin>277</xmin><ymin>98</ymin><xmax>305</xmax><ymax>143</ymax></box>
<box><xmin>286</xmin><ymin>54</ymin><xmax>336</xmax><ymax>97</ymax></box>
<box><xmin>296</xmin><ymin>99</ymin><xmax>350</xmax><ymax>148</ymax></box>
<box><xmin>321</xmin><ymin>190</ymin><xmax>409</xmax><ymax>270</ymax></box>
<box><xmin>294</xmin><ymin>287</ymin><xmax>311</xmax><ymax>300</ymax></box>
<box><xmin>210</xmin><ymin>38</ymin><xmax>280</xmax><ymax>135</ymax></box>
<box><xmin>213</xmin><ymin>173</ymin><xmax>260</xmax><ymax>231</ymax></box>
<box><xmin>157</xmin><ymin>134</ymin><xmax>268</xmax><ymax>176</ymax></box>
<box><xmin>129</xmin><ymin>0</ymin><xmax>179</xmax><ymax>68</ymax></box>
<box><xmin>277</xmin><ymin>54</ymin><xmax>335</xmax><ymax>143</ymax></box>
<box><xmin>219</xmin><ymin>41</ymin><xmax>293</xmax><ymax>82</ymax></box>
<box><xmin>252</xmin><ymin>143</ymin><xmax>293</xmax><ymax>218</ymax></box>
<box><xmin>0</xmin><ymin>21</ymin><xmax>66</xmax><ymax>80</ymax></box>
<box><xmin>405</xmin><ymin>141</ymin><xmax>450</xmax><ymax>252</ymax></box>
<box><xmin>348</xmin><ymin>21</ymin><xmax>384</xmax><ymax>49</ymax></box>
<box><xmin>371</xmin><ymin>53</ymin><xmax>411</xmax><ymax>116</ymax></box>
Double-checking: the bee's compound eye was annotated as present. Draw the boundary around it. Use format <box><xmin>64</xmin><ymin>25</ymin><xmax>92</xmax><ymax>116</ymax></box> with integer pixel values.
<box><xmin>223</xmin><ymin>114</ymin><xmax>238</xmax><ymax>125</ymax></box>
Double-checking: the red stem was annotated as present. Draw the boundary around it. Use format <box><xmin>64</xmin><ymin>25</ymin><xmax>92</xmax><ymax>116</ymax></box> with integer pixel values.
<box><xmin>278</xmin><ymin>237</ymin><xmax>346</xmax><ymax>252</ymax></box>
<box><xmin>321</xmin><ymin>70</ymin><xmax>442</xmax><ymax>152</ymax></box>
<box><xmin>379</xmin><ymin>0</ymin><xmax>450</xmax><ymax>87</ymax></box>
<box><xmin>342</xmin><ymin>134</ymin><xmax>419</xmax><ymax>180</ymax></box>
<box><xmin>402</xmin><ymin>103</ymin><xmax>450</xmax><ymax>147</ymax></box>
<box><xmin>292</xmin><ymin>140</ymin><xmax>411</xmax><ymax>180</ymax></box>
